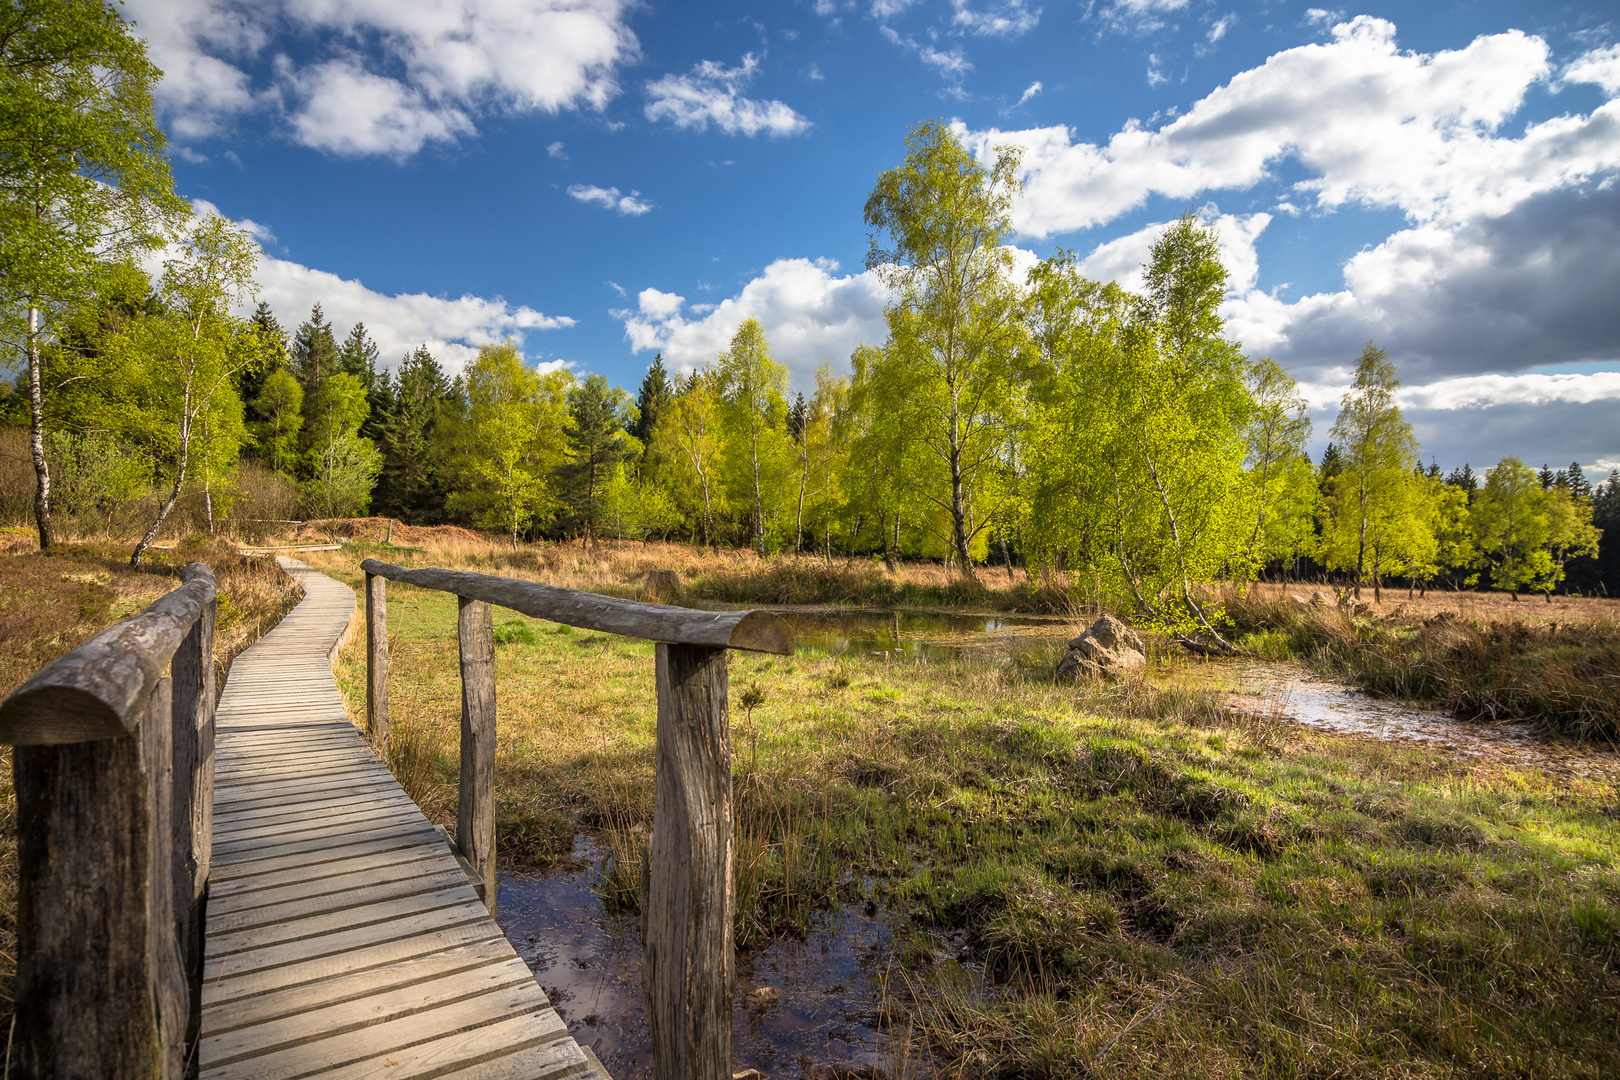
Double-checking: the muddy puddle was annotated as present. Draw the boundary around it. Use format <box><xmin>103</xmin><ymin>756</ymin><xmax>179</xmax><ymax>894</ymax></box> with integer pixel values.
<box><xmin>1204</xmin><ymin>661</ymin><xmax>1620</xmax><ymax>780</ymax></box>
<box><xmin>498</xmin><ymin>837</ymin><xmax>957</xmax><ymax>1079</ymax></box>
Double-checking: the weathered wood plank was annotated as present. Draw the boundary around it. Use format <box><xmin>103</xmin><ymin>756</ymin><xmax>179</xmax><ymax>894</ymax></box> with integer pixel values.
<box><xmin>201</xmin><ymin>956</ymin><xmax>541</xmax><ymax>1066</ymax></box>
<box><xmin>457</xmin><ymin>596</ymin><xmax>497</xmax><ymax>916</ymax></box>
<box><xmin>207</xmin><ymin>884</ymin><xmax>482</xmax><ymax>957</ymax></box>
<box><xmin>206</xmin><ymin>867</ymin><xmax>471</xmax><ymax>935</ymax></box>
<box><xmin>644</xmin><ymin>642</ymin><xmax>734</xmax><ymax>1080</ymax></box>
<box><xmin>362</xmin><ymin>557</ymin><xmax>794</xmax><ymax>654</ymax></box>
<box><xmin>366</xmin><ymin>570</ymin><xmax>390</xmax><ymax>753</ymax></box>
<box><xmin>200</xmin><ymin>935</ymin><xmax>520</xmax><ymax>1034</ymax></box>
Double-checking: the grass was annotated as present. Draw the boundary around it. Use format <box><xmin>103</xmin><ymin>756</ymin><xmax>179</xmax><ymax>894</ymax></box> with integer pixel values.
<box><xmin>303</xmin><ymin>545</ymin><xmax>1620</xmax><ymax>1080</ymax></box>
<box><xmin>0</xmin><ymin>535</ymin><xmax>304</xmax><ymax>1024</ymax></box>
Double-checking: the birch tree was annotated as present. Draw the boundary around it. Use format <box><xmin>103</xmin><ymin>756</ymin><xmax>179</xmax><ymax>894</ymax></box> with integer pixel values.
<box><xmin>0</xmin><ymin>0</ymin><xmax>186</xmax><ymax>548</ymax></box>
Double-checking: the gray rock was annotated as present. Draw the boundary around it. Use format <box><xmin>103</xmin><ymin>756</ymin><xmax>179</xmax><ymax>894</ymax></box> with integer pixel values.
<box><xmin>1056</xmin><ymin>613</ymin><xmax>1146</xmax><ymax>682</ymax></box>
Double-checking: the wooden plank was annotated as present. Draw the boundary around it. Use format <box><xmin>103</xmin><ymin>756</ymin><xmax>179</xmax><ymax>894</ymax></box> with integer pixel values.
<box><xmin>366</xmin><ymin>571</ymin><xmax>390</xmax><ymax>753</ymax></box>
<box><xmin>205</xmin><ymin>851</ymin><xmax>453</xmax><ymax>919</ymax></box>
<box><xmin>207</xmin><ymin>826</ymin><xmax>446</xmax><ymax>883</ymax></box>
<box><xmin>204</xmin><ymin>999</ymin><xmax>574</xmax><ymax>1080</ymax></box>
<box><xmin>201</xmin><ymin>956</ymin><xmax>540</xmax><ymax>1066</ymax></box>
<box><xmin>206</xmin><ymin>884</ymin><xmax>481</xmax><ymax>957</ymax></box>
<box><xmin>204</xmin><ymin>921</ymin><xmax>506</xmax><ymax>1007</ymax></box>
<box><xmin>207</xmin><ymin>844</ymin><xmax>456</xmax><ymax>905</ymax></box>
<box><xmin>457</xmin><ymin>596</ymin><xmax>497</xmax><ymax>916</ymax></box>
<box><xmin>362</xmin><ymin>557</ymin><xmax>794</xmax><ymax>654</ymax></box>
<box><xmin>204</xmin><ymin>895</ymin><xmax>492</xmax><ymax>982</ymax></box>
<box><xmin>645</xmin><ymin>642</ymin><xmax>734</xmax><ymax>1080</ymax></box>
<box><xmin>210</xmin><ymin>804</ymin><xmax>427</xmax><ymax>857</ymax></box>
<box><xmin>206</xmin><ymin>867</ymin><xmax>471</xmax><ymax>935</ymax></box>
<box><xmin>201</xmin><ymin>935</ymin><xmax>520</xmax><ymax>1033</ymax></box>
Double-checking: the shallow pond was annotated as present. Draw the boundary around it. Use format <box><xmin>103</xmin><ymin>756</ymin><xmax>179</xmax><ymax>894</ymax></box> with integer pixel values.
<box><xmin>498</xmin><ymin>837</ymin><xmax>958</xmax><ymax>1079</ymax></box>
<box><xmin>761</xmin><ymin>607</ymin><xmax>1068</xmax><ymax>663</ymax></box>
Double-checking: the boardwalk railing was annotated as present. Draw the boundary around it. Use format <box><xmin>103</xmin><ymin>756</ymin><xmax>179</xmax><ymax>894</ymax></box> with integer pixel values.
<box><xmin>359</xmin><ymin>558</ymin><xmax>794</xmax><ymax>1080</ymax></box>
<box><xmin>0</xmin><ymin>563</ymin><xmax>218</xmax><ymax>1079</ymax></box>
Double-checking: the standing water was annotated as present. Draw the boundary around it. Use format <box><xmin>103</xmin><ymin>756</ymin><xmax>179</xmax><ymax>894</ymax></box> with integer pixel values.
<box><xmin>498</xmin><ymin>837</ymin><xmax>951</xmax><ymax>1079</ymax></box>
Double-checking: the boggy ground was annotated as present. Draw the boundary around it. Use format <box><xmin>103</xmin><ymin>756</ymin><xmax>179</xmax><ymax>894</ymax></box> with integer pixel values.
<box><xmin>302</xmin><ymin>544</ymin><xmax>1620</xmax><ymax>1080</ymax></box>
<box><xmin>0</xmin><ymin>533</ymin><xmax>305</xmax><ymax>1021</ymax></box>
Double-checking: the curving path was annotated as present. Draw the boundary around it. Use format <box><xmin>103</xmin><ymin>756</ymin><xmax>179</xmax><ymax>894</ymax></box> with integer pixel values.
<box><xmin>199</xmin><ymin>558</ymin><xmax>604</xmax><ymax>1080</ymax></box>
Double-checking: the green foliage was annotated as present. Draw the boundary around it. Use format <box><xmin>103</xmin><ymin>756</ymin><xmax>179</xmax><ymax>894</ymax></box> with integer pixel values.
<box><xmin>560</xmin><ymin>373</ymin><xmax>639</xmax><ymax>542</ymax></box>
<box><xmin>1023</xmin><ymin>216</ymin><xmax>1256</xmax><ymax>642</ymax></box>
<box><xmin>714</xmin><ymin>316</ymin><xmax>791</xmax><ymax>555</ymax></box>
<box><xmin>863</xmin><ymin>119</ymin><xmax>1024</xmax><ymax>578</ymax></box>
<box><xmin>441</xmin><ymin>340</ymin><xmax>571</xmax><ymax>546</ymax></box>
<box><xmin>1320</xmin><ymin>343</ymin><xmax>1429</xmax><ymax>593</ymax></box>
<box><xmin>1472</xmin><ymin>456</ymin><xmax>1601</xmax><ymax>595</ymax></box>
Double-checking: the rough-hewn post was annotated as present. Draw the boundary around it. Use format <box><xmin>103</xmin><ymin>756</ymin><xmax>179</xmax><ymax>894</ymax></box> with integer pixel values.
<box><xmin>643</xmin><ymin>643</ymin><xmax>733</xmax><ymax>1080</ymax></box>
<box><xmin>171</xmin><ymin>565</ymin><xmax>216</xmax><ymax>1053</ymax></box>
<box><xmin>13</xmin><ymin>729</ymin><xmax>160</xmax><ymax>1078</ymax></box>
<box><xmin>366</xmin><ymin>570</ymin><xmax>390</xmax><ymax>754</ymax></box>
<box><xmin>143</xmin><ymin>678</ymin><xmax>187</xmax><ymax>1080</ymax></box>
<box><xmin>456</xmin><ymin>596</ymin><xmax>497</xmax><ymax>915</ymax></box>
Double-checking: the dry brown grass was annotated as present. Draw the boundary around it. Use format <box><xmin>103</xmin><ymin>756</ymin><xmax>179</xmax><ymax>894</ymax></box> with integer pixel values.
<box><xmin>1240</xmin><ymin>578</ymin><xmax>1620</xmax><ymax>627</ymax></box>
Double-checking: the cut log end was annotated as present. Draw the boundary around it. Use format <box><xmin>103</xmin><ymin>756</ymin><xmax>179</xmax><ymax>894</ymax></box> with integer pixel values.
<box><xmin>726</xmin><ymin>612</ymin><xmax>794</xmax><ymax>656</ymax></box>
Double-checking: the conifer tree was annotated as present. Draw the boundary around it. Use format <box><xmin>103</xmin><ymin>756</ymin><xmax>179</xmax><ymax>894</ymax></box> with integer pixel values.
<box><xmin>631</xmin><ymin>353</ymin><xmax>669</xmax><ymax>447</ymax></box>
<box><xmin>291</xmin><ymin>303</ymin><xmax>339</xmax><ymax>401</ymax></box>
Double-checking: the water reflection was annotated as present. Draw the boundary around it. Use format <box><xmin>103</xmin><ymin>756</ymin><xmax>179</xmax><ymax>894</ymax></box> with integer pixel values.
<box><xmin>498</xmin><ymin>837</ymin><xmax>946</xmax><ymax>1079</ymax></box>
<box><xmin>774</xmin><ymin>607</ymin><xmax>1066</xmax><ymax>663</ymax></box>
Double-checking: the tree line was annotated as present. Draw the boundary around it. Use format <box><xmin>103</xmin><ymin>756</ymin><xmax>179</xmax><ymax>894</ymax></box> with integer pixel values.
<box><xmin>2</xmin><ymin>4</ymin><xmax>1615</xmax><ymax>622</ymax></box>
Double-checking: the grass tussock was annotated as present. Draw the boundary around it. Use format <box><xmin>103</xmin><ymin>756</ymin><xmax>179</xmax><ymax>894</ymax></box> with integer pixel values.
<box><xmin>310</xmin><ymin>548</ymin><xmax>1620</xmax><ymax>1080</ymax></box>
<box><xmin>1222</xmin><ymin>588</ymin><xmax>1620</xmax><ymax>742</ymax></box>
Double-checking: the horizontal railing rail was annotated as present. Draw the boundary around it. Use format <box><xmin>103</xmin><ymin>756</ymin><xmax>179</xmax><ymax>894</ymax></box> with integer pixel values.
<box><xmin>0</xmin><ymin>563</ymin><xmax>218</xmax><ymax>1079</ymax></box>
<box><xmin>358</xmin><ymin>558</ymin><xmax>793</xmax><ymax>1080</ymax></box>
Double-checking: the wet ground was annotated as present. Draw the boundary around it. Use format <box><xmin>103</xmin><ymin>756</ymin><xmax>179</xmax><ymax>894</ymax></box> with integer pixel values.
<box><xmin>496</xmin><ymin>609</ymin><xmax>1617</xmax><ymax>1076</ymax></box>
<box><xmin>498</xmin><ymin>837</ymin><xmax>954</xmax><ymax>1079</ymax></box>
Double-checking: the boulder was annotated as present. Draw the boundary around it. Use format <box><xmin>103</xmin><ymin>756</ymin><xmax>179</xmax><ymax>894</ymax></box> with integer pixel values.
<box><xmin>1056</xmin><ymin>613</ymin><xmax>1146</xmax><ymax>682</ymax></box>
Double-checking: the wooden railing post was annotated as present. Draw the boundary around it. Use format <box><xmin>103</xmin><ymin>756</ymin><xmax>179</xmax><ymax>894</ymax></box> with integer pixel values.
<box><xmin>366</xmin><ymin>570</ymin><xmax>390</xmax><ymax>754</ymax></box>
<box><xmin>171</xmin><ymin>563</ymin><xmax>216</xmax><ymax>1054</ymax></box>
<box><xmin>643</xmin><ymin>642</ymin><xmax>733</xmax><ymax>1080</ymax></box>
<box><xmin>2</xmin><ymin>568</ymin><xmax>216</xmax><ymax>1080</ymax></box>
<box><xmin>457</xmin><ymin>595</ymin><xmax>497</xmax><ymax>915</ymax></box>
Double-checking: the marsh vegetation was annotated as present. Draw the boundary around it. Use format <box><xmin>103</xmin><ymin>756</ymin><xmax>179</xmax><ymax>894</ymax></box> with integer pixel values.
<box><xmin>297</xmin><ymin>541</ymin><xmax>1620</xmax><ymax>1080</ymax></box>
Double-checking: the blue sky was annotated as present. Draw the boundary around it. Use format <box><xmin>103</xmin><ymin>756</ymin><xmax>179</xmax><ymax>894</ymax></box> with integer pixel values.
<box><xmin>133</xmin><ymin>0</ymin><xmax>1620</xmax><ymax>475</ymax></box>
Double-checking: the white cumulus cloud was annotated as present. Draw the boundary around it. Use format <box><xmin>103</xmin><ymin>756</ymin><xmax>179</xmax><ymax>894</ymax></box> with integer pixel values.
<box><xmin>959</xmin><ymin>18</ymin><xmax>1618</xmax><ymax>237</ymax></box>
<box><xmin>615</xmin><ymin>258</ymin><xmax>889</xmax><ymax>388</ymax></box>
<box><xmin>567</xmin><ymin>184</ymin><xmax>654</xmax><ymax>216</ymax></box>
<box><xmin>127</xmin><ymin>0</ymin><xmax>639</xmax><ymax>157</ymax></box>
<box><xmin>644</xmin><ymin>54</ymin><xmax>811</xmax><ymax>137</ymax></box>
<box><xmin>953</xmin><ymin>0</ymin><xmax>1041</xmax><ymax>38</ymax></box>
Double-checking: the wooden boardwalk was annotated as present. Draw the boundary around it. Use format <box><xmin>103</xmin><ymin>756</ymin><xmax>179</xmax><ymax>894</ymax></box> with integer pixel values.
<box><xmin>200</xmin><ymin>558</ymin><xmax>602</xmax><ymax>1080</ymax></box>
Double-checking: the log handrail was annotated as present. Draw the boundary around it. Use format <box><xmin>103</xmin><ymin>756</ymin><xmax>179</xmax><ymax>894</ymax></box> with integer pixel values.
<box><xmin>359</xmin><ymin>558</ymin><xmax>794</xmax><ymax>655</ymax></box>
<box><xmin>0</xmin><ymin>563</ymin><xmax>217</xmax><ymax>744</ymax></box>
<box><xmin>360</xmin><ymin>559</ymin><xmax>793</xmax><ymax>1080</ymax></box>
<box><xmin>0</xmin><ymin>562</ymin><xmax>218</xmax><ymax>1079</ymax></box>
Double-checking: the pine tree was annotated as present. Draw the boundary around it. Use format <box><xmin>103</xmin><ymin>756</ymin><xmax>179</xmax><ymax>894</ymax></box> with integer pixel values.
<box><xmin>1445</xmin><ymin>463</ymin><xmax>1477</xmax><ymax>496</ymax></box>
<box><xmin>290</xmin><ymin>303</ymin><xmax>339</xmax><ymax>401</ymax></box>
<box><xmin>339</xmin><ymin>322</ymin><xmax>379</xmax><ymax>387</ymax></box>
<box><xmin>1318</xmin><ymin>442</ymin><xmax>1344</xmax><ymax>482</ymax></box>
<box><xmin>1568</xmin><ymin>462</ymin><xmax>1592</xmax><ymax>501</ymax></box>
<box><xmin>375</xmin><ymin>345</ymin><xmax>450</xmax><ymax>523</ymax></box>
<box><xmin>1538</xmin><ymin>463</ymin><xmax>1556</xmax><ymax>489</ymax></box>
<box><xmin>631</xmin><ymin>353</ymin><xmax>669</xmax><ymax>446</ymax></box>
<box><xmin>561</xmin><ymin>373</ymin><xmax>638</xmax><ymax>543</ymax></box>
<box><xmin>240</xmin><ymin>301</ymin><xmax>287</xmax><ymax>409</ymax></box>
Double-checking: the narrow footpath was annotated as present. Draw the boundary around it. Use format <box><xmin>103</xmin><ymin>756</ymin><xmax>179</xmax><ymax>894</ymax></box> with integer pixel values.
<box><xmin>198</xmin><ymin>558</ymin><xmax>605</xmax><ymax>1080</ymax></box>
